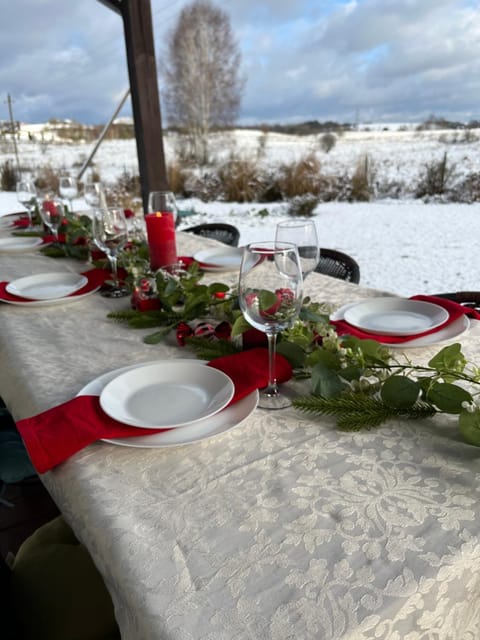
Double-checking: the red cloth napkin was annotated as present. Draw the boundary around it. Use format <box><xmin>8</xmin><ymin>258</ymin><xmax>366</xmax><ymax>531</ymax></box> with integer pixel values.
<box><xmin>13</xmin><ymin>217</ymin><xmax>30</xmax><ymax>228</ymax></box>
<box><xmin>0</xmin><ymin>268</ymin><xmax>110</xmax><ymax>303</ymax></box>
<box><xmin>16</xmin><ymin>348</ymin><xmax>292</xmax><ymax>474</ymax></box>
<box><xmin>331</xmin><ymin>294</ymin><xmax>480</xmax><ymax>344</ymax></box>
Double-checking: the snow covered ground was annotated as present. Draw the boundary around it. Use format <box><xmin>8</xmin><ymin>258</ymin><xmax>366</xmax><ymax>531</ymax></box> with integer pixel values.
<box><xmin>2</xmin><ymin>126</ymin><xmax>480</xmax><ymax>297</ymax></box>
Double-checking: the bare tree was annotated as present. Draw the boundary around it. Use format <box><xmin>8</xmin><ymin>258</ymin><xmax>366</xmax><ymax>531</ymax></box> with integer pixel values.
<box><xmin>161</xmin><ymin>0</ymin><xmax>244</xmax><ymax>164</ymax></box>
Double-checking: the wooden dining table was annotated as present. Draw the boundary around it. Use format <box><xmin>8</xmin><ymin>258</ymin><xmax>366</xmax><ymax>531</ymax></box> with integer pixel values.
<box><xmin>0</xmin><ymin>230</ymin><xmax>479</xmax><ymax>639</ymax></box>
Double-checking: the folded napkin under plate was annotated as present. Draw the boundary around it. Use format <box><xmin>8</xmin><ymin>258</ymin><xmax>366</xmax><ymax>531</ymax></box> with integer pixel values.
<box><xmin>0</xmin><ymin>268</ymin><xmax>110</xmax><ymax>305</ymax></box>
<box><xmin>331</xmin><ymin>295</ymin><xmax>480</xmax><ymax>345</ymax></box>
<box><xmin>16</xmin><ymin>348</ymin><xmax>292</xmax><ymax>473</ymax></box>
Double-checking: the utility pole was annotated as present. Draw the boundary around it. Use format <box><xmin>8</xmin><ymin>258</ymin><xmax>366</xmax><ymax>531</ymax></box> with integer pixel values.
<box><xmin>6</xmin><ymin>94</ymin><xmax>20</xmax><ymax>172</ymax></box>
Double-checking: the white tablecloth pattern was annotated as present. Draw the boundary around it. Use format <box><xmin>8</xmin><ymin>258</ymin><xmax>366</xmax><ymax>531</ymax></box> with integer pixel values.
<box><xmin>1</xmin><ymin>232</ymin><xmax>480</xmax><ymax>639</ymax></box>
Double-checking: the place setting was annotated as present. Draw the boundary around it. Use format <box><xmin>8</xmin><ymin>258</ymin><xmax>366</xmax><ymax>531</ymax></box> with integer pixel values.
<box><xmin>0</xmin><ymin>268</ymin><xmax>109</xmax><ymax>306</ymax></box>
<box><xmin>15</xmin><ymin>348</ymin><xmax>293</xmax><ymax>473</ymax></box>
<box><xmin>330</xmin><ymin>294</ymin><xmax>480</xmax><ymax>347</ymax></box>
<box><xmin>189</xmin><ymin>246</ymin><xmax>244</xmax><ymax>271</ymax></box>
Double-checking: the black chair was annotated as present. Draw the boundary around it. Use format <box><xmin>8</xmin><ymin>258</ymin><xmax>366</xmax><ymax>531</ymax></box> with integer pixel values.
<box><xmin>315</xmin><ymin>248</ymin><xmax>360</xmax><ymax>284</ymax></box>
<box><xmin>183</xmin><ymin>223</ymin><xmax>240</xmax><ymax>247</ymax></box>
<box><xmin>431</xmin><ymin>291</ymin><xmax>480</xmax><ymax>312</ymax></box>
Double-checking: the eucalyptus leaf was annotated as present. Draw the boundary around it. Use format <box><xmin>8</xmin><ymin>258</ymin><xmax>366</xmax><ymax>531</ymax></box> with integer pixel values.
<box><xmin>231</xmin><ymin>315</ymin><xmax>253</xmax><ymax>337</ymax></box>
<box><xmin>299</xmin><ymin>307</ymin><xmax>329</xmax><ymax>323</ymax></box>
<box><xmin>311</xmin><ymin>362</ymin><xmax>347</xmax><ymax>398</ymax></box>
<box><xmin>427</xmin><ymin>381</ymin><xmax>472</xmax><ymax>413</ymax></box>
<box><xmin>276</xmin><ymin>341</ymin><xmax>305</xmax><ymax>369</ymax></box>
<box><xmin>380</xmin><ymin>375</ymin><xmax>420</xmax><ymax>409</ymax></box>
<box><xmin>259</xmin><ymin>289</ymin><xmax>277</xmax><ymax>311</ymax></box>
<box><xmin>459</xmin><ymin>410</ymin><xmax>480</xmax><ymax>446</ymax></box>
<box><xmin>428</xmin><ymin>343</ymin><xmax>466</xmax><ymax>373</ymax></box>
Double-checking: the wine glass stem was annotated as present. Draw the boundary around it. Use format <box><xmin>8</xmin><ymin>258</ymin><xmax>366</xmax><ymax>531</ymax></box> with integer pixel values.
<box><xmin>109</xmin><ymin>255</ymin><xmax>119</xmax><ymax>288</ymax></box>
<box><xmin>26</xmin><ymin>206</ymin><xmax>33</xmax><ymax>228</ymax></box>
<box><xmin>264</xmin><ymin>331</ymin><xmax>279</xmax><ymax>396</ymax></box>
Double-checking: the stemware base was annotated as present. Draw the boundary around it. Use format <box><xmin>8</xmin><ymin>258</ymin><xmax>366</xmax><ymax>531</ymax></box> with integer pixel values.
<box><xmin>258</xmin><ymin>387</ymin><xmax>292</xmax><ymax>410</ymax></box>
<box><xmin>100</xmin><ymin>285</ymin><xmax>130</xmax><ymax>298</ymax></box>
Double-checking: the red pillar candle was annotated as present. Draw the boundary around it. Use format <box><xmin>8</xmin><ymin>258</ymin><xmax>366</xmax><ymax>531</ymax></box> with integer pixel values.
<box><xmin>145</xmin><ymin>212</ymin><xmax>177</xmax><ymax>270</ymax></box>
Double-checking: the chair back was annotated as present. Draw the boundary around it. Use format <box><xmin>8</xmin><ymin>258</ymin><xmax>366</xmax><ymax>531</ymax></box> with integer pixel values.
<box><xmin>315</xmin><ymin>248</ymin><xmax>360</xmax><ymax>283</ymax></box>
<box><xmin>183</xmin><ymin>223</ymin><xmax>240</xmax><ymax>247</ymax></box>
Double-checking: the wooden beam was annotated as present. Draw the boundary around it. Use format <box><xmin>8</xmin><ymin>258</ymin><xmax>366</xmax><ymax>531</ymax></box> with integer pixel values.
<box><xmin>98</xmin><ymin>0</ymin><xmax>169</xmax><ymax>213</ymax></box>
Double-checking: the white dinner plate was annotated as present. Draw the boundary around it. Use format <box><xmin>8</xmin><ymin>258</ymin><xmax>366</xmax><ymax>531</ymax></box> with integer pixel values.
<box><xmin>77</xmin><ymin>359</ymin><xmax>258</xmax><ymax>447</ymax></box>
<box><xmin>0</xmin><ymin>214</ymin><xmax>24</xmax><ymax>229</ymax></box>
<box><xmin>332</xmin><ymin>303</ymin><xmax>470</xmax><ymax>348</ymax></box>
<box><xmin>193</xmin><ymin>247</ymin><xmax>243</xmax><ymax>271</ymax></box>
<box><xmin>343</xmin><ymin>297</ymin><xmax>449</xmax><ymax>336</ymax></box>
<box><xmin>0</xmin><ymin>237</ymin><xmax>43</xmax><ymax>252</ymax></box>
<box><xmin>0</xmin><ymin>287</ymin><xmax>101</xmax><ymax>307</ymax></box>
<box><xmin>6</xmin><ymin>272</ymin><xmax>88</xmax><ymax>300</ymax></box>
<box><xmin>99</xmin><ymin>361</ymin><xmax>235</xmax><ymax>429</ymax></box>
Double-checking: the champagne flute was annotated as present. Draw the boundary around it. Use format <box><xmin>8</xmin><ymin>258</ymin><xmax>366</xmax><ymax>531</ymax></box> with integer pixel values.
<box><xmin>16</xmin><ymin>179</ymin><xmax>37</xmax><ymax>229</ymax></box>
<box><xmin>275</xmin><ymin>218</ymin><xmax>320</xmax><ymax>279</ymax></box>
<box><xmin>238</xmin><ymin>241</ymin><xmax>303</xmax><ymax>409</ymax></box>
<box><xmin>148</xmin><ymin>190</ymin><xmax>178</xmax><ymax>223</ymax></box>
<box><xmin>92</xmin><ymin>207</ymin><xmax>129</xmax><ymax>298</ymax></box>
<box><xmin>40</xmin><ymin>196</ymin><xmax>64</xmax><ymax>245</ymax></box>
<box><xmin>59</xmin><ymin>176</ymin><xmax>78</xmax><ymax>212</ymax></box>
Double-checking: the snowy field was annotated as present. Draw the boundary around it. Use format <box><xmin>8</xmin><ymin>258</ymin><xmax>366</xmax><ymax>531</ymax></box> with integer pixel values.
<box><xmin>2</xmin><ymin>125</ymin><xmax>480</xmax><ymax>297</ymax></box>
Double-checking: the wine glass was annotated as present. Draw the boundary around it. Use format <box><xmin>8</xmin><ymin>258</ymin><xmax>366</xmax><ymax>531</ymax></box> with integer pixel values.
<box><xmin>40</xmin><ymin>196</ymin><xmax>64</xmax><ymax>245</ymax></box>
<box><xmin>84</xmin><ymin>182</ymin><xmax>104</xmax><ymax>208</ymax></box>
<box><xmin>92</xmin><ymin>207</ymin><xmax>129</xmax><ymax>298</ymax></box>
<box><xmin>238</xmin><ymin>241</ymin><xmax>303</xmax><ymax>409</ymax></box>
<box><xmin>59</xmin><ymin>176</ymin><xmax>78</xmax><ymax>212</ymax></box>
<box><xmin>148</xmin><ymin>190</ymin><xmax>177</xmax><ymax>223</ymax></box>
<box><xmin>275</xmin><ymin>218</ymin><xmax>319</xmax><ymax>279</ymax></box>
<box><xmin>16</xmin><ymin>179</ymin><xmax>37</xmax><ymax>229</ymax></box>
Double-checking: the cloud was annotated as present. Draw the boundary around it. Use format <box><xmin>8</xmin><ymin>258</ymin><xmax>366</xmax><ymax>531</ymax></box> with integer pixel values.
<box><xmin>0</xmin><ymin>0</ymin><xmax>478</xmax><ymax>125</ymax></box>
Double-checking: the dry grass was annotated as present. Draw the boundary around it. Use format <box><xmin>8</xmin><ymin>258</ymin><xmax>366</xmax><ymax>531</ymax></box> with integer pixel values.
<box><xmin>217</xmin><ymin>157</ymin><xmax>264</xmax><ymax>202</ymax></box>
<box><xmin>276</xmin><ymin>153</ymin><xmax>323</xmax><ymax>199</ymax></box>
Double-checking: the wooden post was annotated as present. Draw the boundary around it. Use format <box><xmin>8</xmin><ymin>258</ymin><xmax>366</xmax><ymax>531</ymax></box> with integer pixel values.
<box><xmin>98</xmin><ymin>0</ymin><xmax>169</xmax><ymax>213</ymax></box>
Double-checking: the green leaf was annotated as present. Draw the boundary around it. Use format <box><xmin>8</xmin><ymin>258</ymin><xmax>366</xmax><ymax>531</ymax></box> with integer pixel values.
<box><xmin>259</xmin><ymin>289</ymin><xmax>277</xmax><ymax>311</ymax></box>
<box><xmin>276</xmin><ymin>340</ymin><xmax>305</xmax><ymax>369</ymax></box>
<box><xmin>231</xmin><ymin>315</ymin><xmax>253</xmax><ymax>337</ymax></box>
<box><xmin>143</xmin><ymin>329</ymin><xmax>171</xmax><ymax>344</ymax></box>
<box><xmin>299</xmin><ymin>307</ymin><xmax>329</xmax><ymax>323</ymax></box>
<box><xmin>381</xmin><ymin>375</ymin><xmax>420</xmax><ymax>409</ymax></box>
<box><xmin>427</xmin><ymin>382</ymin><xmax>472</xmax><ymax>414</ymax></box>
<box><xmin>310</xmin><ymin>362</ymin><xmax>347</xmax><ymax>398</ymax></box>
<box><xmin>459</xmin><ymin>410</ymin><xmax>480</xmax><ymax>446</ymax></box>
<box><xmin>428</xmin><ymin>343</ymin><xmax>466</xmax><ymax>373</ymax></box>
<box><xmin>307</xmin><ymin>348</ymin><xmax>340</xmax><ymax>370</ymax></box>
<box><xmin>208</xmin><ymin>282</ymin><xmax>229</xmax><ymax>294</ymax></box>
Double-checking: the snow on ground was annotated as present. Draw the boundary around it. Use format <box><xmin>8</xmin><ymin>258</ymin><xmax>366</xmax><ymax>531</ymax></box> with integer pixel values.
<box><xmin>2</xmin><ymin>126</ymin><xmax>480</xmax><ymax>298</ymax></box>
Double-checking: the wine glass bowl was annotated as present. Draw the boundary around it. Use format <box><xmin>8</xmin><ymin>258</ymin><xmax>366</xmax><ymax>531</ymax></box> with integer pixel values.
<box><xmin>83</xmin><ymin>182</ymin><xmax>104</xmax><ymax>208</ymax></box>
<box><xmin>59</xmin><ymin>176</ymin><xmax>78</xmax><ymax>212</ymax></box>
<box><xmin>148</xmin><ymin>190</ymin><xmax>178</xmax><ymax>223</ymax></box>
<box><xmin>16</xmin><ymin>179</ymin><xmax>37</xmax><ymax>229</ymax></box>
<box><xmin>92</xmin><ymin>207</ymin><xmax>129</xmax><ymax>298</ymax></box>
<box><xmin>238</xmin><ymin>241</ymin><xmax>303</xmax><ymax>409</ymax></box>
<box><xmin>275</xmin><ymin>218</ymin><xmax>319</xmax><ymax>279</ymax></box>
<box><xmin>40</xmin><ymin>197</ymin><xmax>64</xmax><ymax>244</ymax></box>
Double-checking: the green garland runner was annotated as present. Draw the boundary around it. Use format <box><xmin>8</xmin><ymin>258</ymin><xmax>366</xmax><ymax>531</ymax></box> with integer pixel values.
<box><xmin>32</xmin><ymin>221</ymin><xmax>480</xmax><ymax>447</ymax></box>
<box><xmin>106</xmin><ymin>264</ymin><xmax>480</xmax><ymax>448</ymax></box>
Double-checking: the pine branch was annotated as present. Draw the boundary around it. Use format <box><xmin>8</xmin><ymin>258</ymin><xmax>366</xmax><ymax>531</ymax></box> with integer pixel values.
<box><xmin>292</xmin><ymin>392</ymin><xmax>436</xmax><ymax>431</ymax></box>
<box><xmin>184</xmin><ymin>337</ymin><xmax>240</xmax><ymax>360</ymax></box>
<box><xmin>108</xmin><ymin>309</ymin><xmax>180</xmax><ymax>329</ymax></box>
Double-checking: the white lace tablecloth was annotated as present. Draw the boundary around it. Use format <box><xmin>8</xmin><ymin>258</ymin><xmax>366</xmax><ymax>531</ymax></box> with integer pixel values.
<box><xmin>1</xmin><ymin>232</ymin><xmax>480</xmax><ymax>640</ymax></box>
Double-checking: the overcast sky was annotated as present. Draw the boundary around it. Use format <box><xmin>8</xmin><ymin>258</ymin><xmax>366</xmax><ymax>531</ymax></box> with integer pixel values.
<box><xmin>1</xmin><ymin>0</ymin><xmax>479</xmax><ymax>126</ymax></box>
